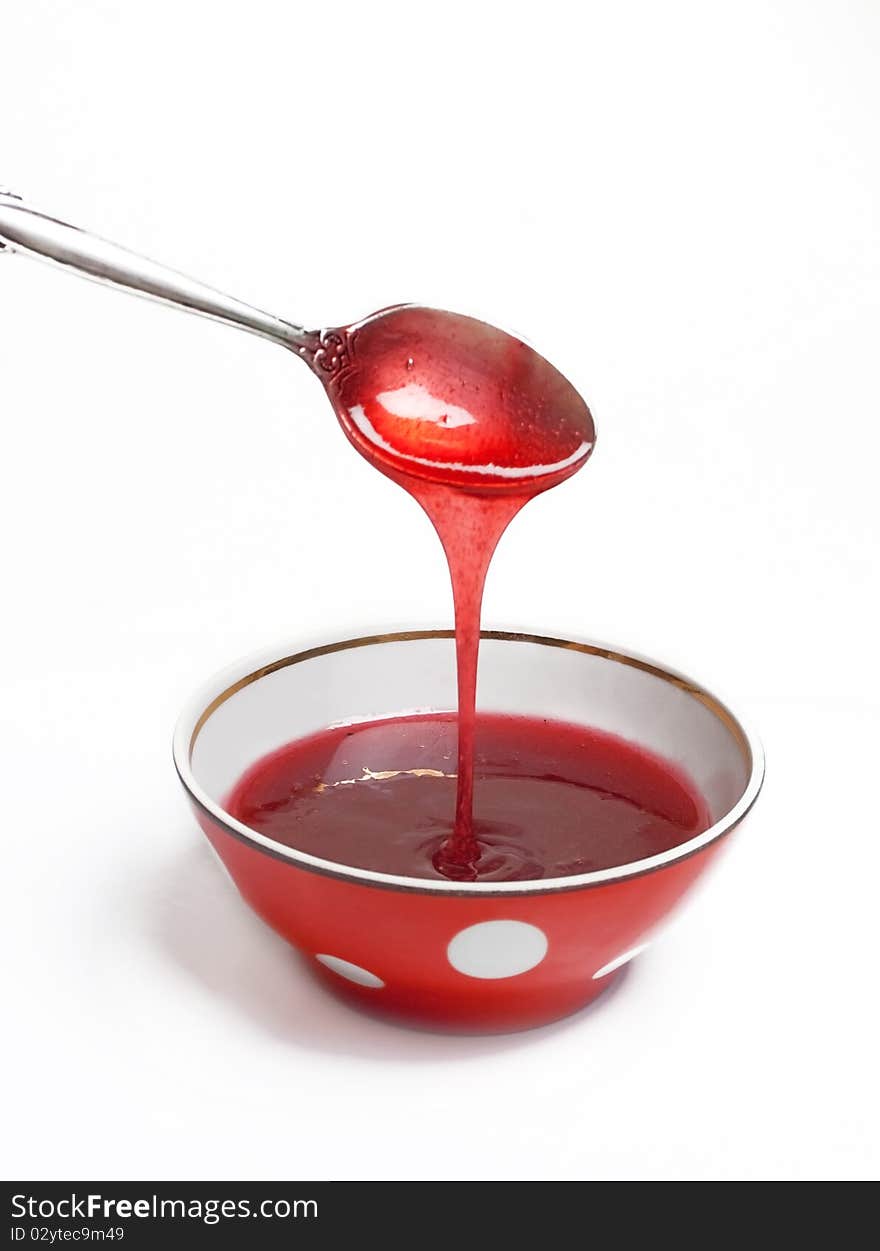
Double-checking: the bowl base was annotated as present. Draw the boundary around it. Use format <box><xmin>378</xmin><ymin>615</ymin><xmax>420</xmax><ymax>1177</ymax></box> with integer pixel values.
<box><xmin>309</xmin><ymin>957</ymin><xmax>628</xmax><ymax>1035</ymax></box>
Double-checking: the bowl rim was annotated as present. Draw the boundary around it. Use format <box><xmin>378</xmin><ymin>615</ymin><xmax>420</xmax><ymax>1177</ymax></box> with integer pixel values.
<box><xmin>172</xmin><ymin>628</ymin><xmax>765</xmax><ymax>896</ymax></box>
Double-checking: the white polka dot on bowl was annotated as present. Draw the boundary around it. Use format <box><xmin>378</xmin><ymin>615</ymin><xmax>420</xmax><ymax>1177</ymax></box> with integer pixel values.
<box><xmin>315</xmin><ymin>954</ymin><xmax>385</xmax><ymax>988</ymax></box>
<box><xmin>592</xmin><ymin>943</ymin><xmax>648</xmax><ymax>980</ymax></box>
<box><xmin>447</xmin><ymin>920</ymin><xmax>548</xmax><ymax>980</ymax></box>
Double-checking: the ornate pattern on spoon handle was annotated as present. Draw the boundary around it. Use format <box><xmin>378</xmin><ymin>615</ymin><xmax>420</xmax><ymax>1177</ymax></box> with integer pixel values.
<box><xmin>296</xmin><ymin>327</ymin><xmax>352</xmax><ymax>378</ymax></box>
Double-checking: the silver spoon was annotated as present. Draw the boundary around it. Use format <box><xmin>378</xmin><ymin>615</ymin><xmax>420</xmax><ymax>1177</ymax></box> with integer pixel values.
<box><xmin>0</xmin><ymin>190</ymin><xmax>594</xmax><ymax>489</ymax></box>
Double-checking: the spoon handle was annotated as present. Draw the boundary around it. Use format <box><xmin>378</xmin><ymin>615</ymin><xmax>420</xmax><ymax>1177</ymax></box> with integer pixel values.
<box><xmin>0</xmin><ymin>190</ymin><xmax>311</xmax><ymax>354</ymax></box>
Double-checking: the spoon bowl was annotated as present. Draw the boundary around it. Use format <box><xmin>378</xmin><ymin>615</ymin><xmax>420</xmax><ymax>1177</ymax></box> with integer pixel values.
<box><xmin>320</xmin><ymin>305</ymin><xmax>595</xmax><ymax>491</ymax></box>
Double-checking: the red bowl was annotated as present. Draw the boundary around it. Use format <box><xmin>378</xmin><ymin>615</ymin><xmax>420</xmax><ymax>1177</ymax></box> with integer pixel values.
<box><xmin>173</xmin><ymin>630</ymin><xmax>763</xmax><ymax>1033</ymax></box>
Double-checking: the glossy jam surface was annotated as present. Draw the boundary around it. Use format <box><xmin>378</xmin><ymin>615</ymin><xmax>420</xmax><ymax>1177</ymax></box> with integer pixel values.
<box><xmin>328</xmin><ymin>306</ymin><xmax>595</xmax><ymax>490</ymax></box>
<box><xmin>226</xmin><ymin>713</ymin><xmax>711</xmax><ymax>883</ymax></box>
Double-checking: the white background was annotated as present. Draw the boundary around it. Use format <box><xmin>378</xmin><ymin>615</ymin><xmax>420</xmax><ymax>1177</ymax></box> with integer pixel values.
<box><xmin>2</xmin><ymin>0</ymin><xmax>878</xmax><ymax>1181</ymax></box>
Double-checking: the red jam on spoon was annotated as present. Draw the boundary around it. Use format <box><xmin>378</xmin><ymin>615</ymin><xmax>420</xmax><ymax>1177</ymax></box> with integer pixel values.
<box><xmin>320</xmin><ymin>305</ymin><xmax>594</xmax><ymax>490</ymax></box>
